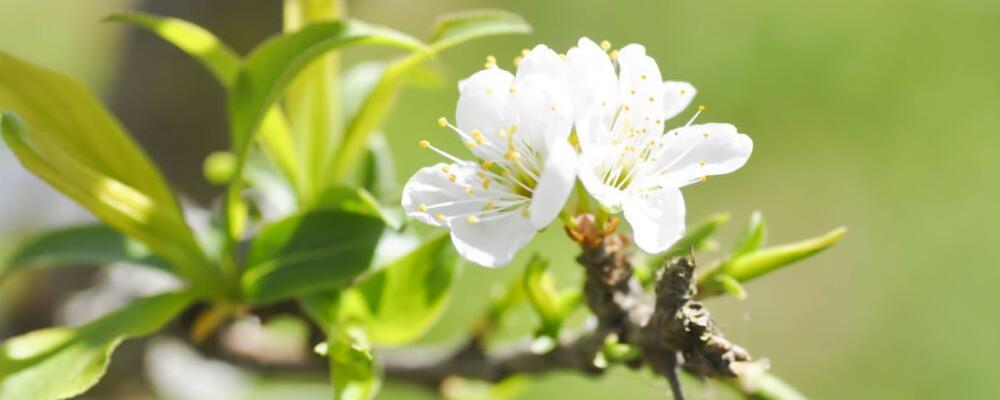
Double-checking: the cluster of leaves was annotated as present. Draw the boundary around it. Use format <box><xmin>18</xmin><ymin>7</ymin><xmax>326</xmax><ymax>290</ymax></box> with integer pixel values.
<box><xmin>0</xmin><ymin>4</ymin><xmax>530</xmax><ymax>399</ymax></box>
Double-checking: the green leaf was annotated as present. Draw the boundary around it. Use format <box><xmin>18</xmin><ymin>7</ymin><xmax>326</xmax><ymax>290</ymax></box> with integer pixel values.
<box><xmin>316</xmin><ymin>185</ymin><xmax>403</xmax><ymax>230</ymax></box>
<box><xmin>105</xmin><ymin>12</ymin><xmax>241</xmax><ymax>84</ymax></box>
<box><xmin>428</xmin><ymin>9</ymin><xmax>532</xmax><ymax>51</ymax></box>
<box><xmin>328</xmin><ymin>9</ymin><xmax>531</xmax><ymax>181</ymax></box>
<box><xmin>108</xmin><ymin>12</ymin><xmax>302</xmax><ymax>204</ymax></box>
<box><xmin>342</xmin><ymin>233</ymin><xmax>460</xmax><ymax>346</ymax></box>
<box><xmin>521</xmin><ymin>255</ymin><xmax>579</xmax><ymax>339</ymax></box>
<box><xmin>731</xmin><ymin>211</ymin><xmax>767</xmax><ymax>258</ymax></box>
<box><xmin>328</xmin><ymin>326</ymin><xmax>380</xmax><ymax>400</ymax></box>
<box><xmin>241</xmin><ymin>209</ymin><xmax>385</xmax><ymax>304</ymax></box>
<box><xmin>719</xmin><ymin>227</ymin><xmax>847</xmax><ymax>283</ymax></box>
<box><xmin>225</xmin><ymin>20</ymin><xmax>423</xmax><ymax>238</ymax></box>
<box><xmin>0</xmin><ymin>112</ymin><xmax>211</xmax><ymax>286</ymax></box>
<box><xmin>0</xmin><ymin>291</ymin><xmax>196</xmax><ymax>400</ymax></box>
<box><xmin>1</xmin><ymin>224</ymin><xmax>169</xmax><ymax>279</ymax></box>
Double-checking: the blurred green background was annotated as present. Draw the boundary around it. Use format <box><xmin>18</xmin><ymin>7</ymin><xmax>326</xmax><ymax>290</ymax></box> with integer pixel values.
<box><xmin>2</xmin><ymin>0</ymin><xmax>999</xmax><ymax>398</ymax></box>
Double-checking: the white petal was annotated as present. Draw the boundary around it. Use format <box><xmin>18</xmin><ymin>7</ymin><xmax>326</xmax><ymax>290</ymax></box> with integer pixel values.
<box><xmin>450</xmin><ymin>212</ymin><xmax>536</xmax><ymax>267</ymax></box>
<box><xmin>578</xmin><ymin>145</ymin><xmax>627</xmax><ymax>211</ymax></box>
<box><xmin>401</xmin><ymin>162</ymin><xmax>488</xmax><ymax>227</ymax></box>
<box><xmin>456</xmin><ymin>68</ymin><xmax>516</xmax><ymax>152</ymax></box>
<box><xmin>566</xmin><ymin>38</ymin><xmax>618</xmax><ymax>151</ymax></box>
<box><xmin>617</xmin><ymin>44</ymin><xmax>665</xmax><ymax>132</ymax></box>
<box><xmin>509</xmin><ymin>71</ymin><xmax>573</xmax><ymax>151</ymax></box>
<box><xmin>662</xmin><ymin>81</ymin><xmax>697</xmax><ymax>121</ymax></box>
<box><xmin>652</xmin><ymin>123</ymin><xmax>753</xmax><ymax>188</ymax></box>
<box><xmin>528</xmin><ymin>139</ymin><xmax>578</xmax><ymax>229</ymax></box>
<box><xmin>516</xmin><ymin>44</ymin><xmax>568</xmax><ymax>88</ymax></box>
<box><xmin>623</xmin><ymin>188</ymin><xmax>686</xmax><ymax>254</ymax></box>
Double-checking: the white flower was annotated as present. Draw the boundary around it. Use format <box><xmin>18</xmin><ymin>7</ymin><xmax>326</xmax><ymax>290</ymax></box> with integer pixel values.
<box><xmin>567</xmin><ymin>38</ymin><xmax>753</xmax><ymax>253</ymax></box>
<box><xmin>402</xmin><ymin>45</ymin><xmax>578</xmax><ymax>267</ymax></box>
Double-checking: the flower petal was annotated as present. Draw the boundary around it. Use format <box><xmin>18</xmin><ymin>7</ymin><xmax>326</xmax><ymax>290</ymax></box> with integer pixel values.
<box><xmin>516</xmin><ymin>44</ymin><xmax>568</xmax><ymax>88</ymax></box>
<box><xmin>566</xmin><ymin>38</ymin><xmax>618</xmax><ymax>151</ymax></box>
<box><xmin>457</xmin><ymin>67</ymin><xmax>516</xmax><ymax>152</ymax></box>
<box><xmin>617</xmin><ymin>44</ymin><xmax>665</xmax><ymax>133</ymax></box>
<box><xmin>528</xmin><ymin>139</ymin><xmax>578</xmax><ymax>229</ymax></box>
<box><xmin>510</xmin><ymin>68</ymin><xmax>573</xmax><ymax>151</ymax></box>
<box><xmin>577</xmin><ymin>145</ymin><xmax>627</xmax><ymax>211</ymax></box>
<box><xmin>623</xmin><ymin>188</ymin><xmax>686</xmax><ymax>253</ymax></box>
<box><xmin>652</xmin><ymin>123</ymin><xmax>753</xmax><ymax>188</ymax></box>
<box><xmin>401</xmin><ymin>162</ymin><xmax>489</xmax><ymax>227</ymax></box>
<box><xmin>662</xmin><ymin>81</ymin><xmax>696</xmax><ymax>121</ymax></box>
<box><xmin>450</xmin><ymin>212</ymin><xmax>536</xmax><ymax>267</ymax></box>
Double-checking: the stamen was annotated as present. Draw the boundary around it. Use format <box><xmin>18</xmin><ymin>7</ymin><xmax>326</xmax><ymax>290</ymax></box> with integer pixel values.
<box><xmin>609</xmin><ymin>49</ymin><xmax>619</xmax><ymax>61</ymax></box>
<box><xmin>684</xmin><ymin>105</ymin><xmax>705</xmax><ymax>127</ymax></box>
<box><xmin>466</xmin><ymin>187</ymin><xmax>474</xmax><ymax>197</ymax></box>
<box><xmin>700</xmin><ymin>176</ymin><xmax>707</xmax><ymax>183</ymax></box>
<box><xmin>419</xmin><ymin>140</ymin><xmax>430</xmax><ymax>149</ymax></box>
<box><xmin>448</xmin><ymin>174</ymin><xmax>457</xmax><ymax>183</ymax></box>
<box><xmin>513</xmin><ymin>56</ymin><xmax>523</xmax><ymax>67</ymax></box>
<box><xmin>467</xmin><ymin>215</ymin><xmax>480</xmax><ymax>224</ymax></box>
<box><xmin>438</xmin><ymin>117</ymin><xmax>448</xmax><ymax>127</ymax></box>
<box><xmin>418</xmin><ymin>203</ymin><xmax>428</xmax><ymax>213</ymax></box>
<box><xmin>521</xmin><ymin>48</ymin><xmax>530</xmax><ymax>57</ymax></box>
<box><xmin>600</xmin><ymin>40</ymin><xmax>612</xmax><ymax>51</ymax></box>
<box><xmin>436</xmin><ymin>213</ymin><xmax>446</xmax><ymax>221</ymax></box>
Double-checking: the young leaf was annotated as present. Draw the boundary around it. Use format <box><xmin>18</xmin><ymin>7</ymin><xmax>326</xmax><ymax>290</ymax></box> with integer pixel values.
<box><xmin>108</xmin><ymin>12</ymin><xmax>301</xmax><ymax>201</ymax></box>
<box><xmin>224</xmin><ymin>20</ymin><xmax>424</xmax><ymax>239</ymax></box>
<box><xmin>241</xmin><ymin>209</ymin><xmax>385</xmax><ymax>304</ymax></box>
<box><xmin>341</xmin><ymin>233</ymin><xmax>460</xmax><ymax>346</ymax></box>
<box><xmin>328</xmin><ymin>9</ymin><xmax>531</xmax><ymax>181</ymax></box>
<box><xmin>522</xmin><ymin>255</ymin><xmax>578</xmax><ymax>339</ymax></box>
<box><xmin>0</xmin><ymin>291</ymin><xmax>196</xmax><ymax>400</ymax></box>
<box><xmin>328</xmin><ymin>326</ymin><xmax>380</xmax><ymax>400</ymax></box>
<box><xmin>1</xmin><ymin>224</ymin><xmax>169</xmax><ymax>279</ymax></box>
<box><xmin>0</xmin><ymin>112</ymin><xmax>212</xmax><ymax>286</ymax></box>
<box><xmin>731</xmin><ymin>211</ymin><xmax>767</xmax><ymax>258</ymax></box>
<box><xmin>718</xmin><ymin>227</ymin><xmax>847</xmax><ymax>283</ymax></box>
<box><xmin>646</xmin><ymin>213</ymin><xmax>730</xmax><ymax>269</ymax></box>
<box><xmin>316</xmin><ymin>185</ymin><xmax>403</xmax><ymax>230</ymax></box>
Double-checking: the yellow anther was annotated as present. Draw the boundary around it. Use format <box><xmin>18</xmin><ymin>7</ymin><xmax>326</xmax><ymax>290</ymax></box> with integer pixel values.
<box><xmin>623</xmin><ymin>105</ymin><xmax>631</xmax><ymax>111</ymax></box>
<box><xmin>630</xmin><ymin>89</ymin><xmax>637</xmax><ymax>95</ymax></box>
<box><xmin>498</xmin><ymin>129</ymin><xmax>508</xmax><ymax>139</ymax></box>
<box><xmin>418</xmin><ymin>203</ymin><xmax>428</xmax><ymax>213</ymax></box>
<box><xmin>437</xmin><ymin>117</ymin><xmax>448</xmax><ymax>127</ymax></box>
<box><xmin>559</xmin><ymin>53</ymin><xmax>567</xmax><ymax>61</ymax></box>
<box><xmin>420</xmin><ymin>140</ymin><xmax>430</xmax><ymax>149</ymax></box>
<box><xmin>436</xmin><ymin>213</ymin><xmax>446</xmax><ymax>221</ymax></box>
<box><xmin>486</xmin><ymin>54</ymin><xmax>497</xmax><ymax>64</ymax></box>
<box><xmin>482</xmin><ymin>179</ymin><xmax>492</xmax><ymax>189</ymax></box>
<box><xmin>655</xmin><ymin>119</ymin><xmax>662</xmax><ymax>124</ymax></box>
<box><xmin>466</xmin><ymin>187</ymin><xmax>475</xmax><ymax>197</ymax></box>
<box><xmin>521</xmin><ymin>208</ymin><xmax>530</xmax><ymax>218</ymax></box>
<box><xmin>505</xmin><ymin>150</ymin><xmax>521</xmax><ymax>161</ymax></box>
<box><xmin>699</xmin><ymin>176</ymin><xmax>707</xmax><ymax>183</ymax></box>
<box><xmin>600</xmin><ymin>40</ymin><xmax>612</xmax><ymax>51</ymax></box>
<box><xmin>466</xmin><ymin>140</ymin><xmax>476</xmax><ymax>149</ymax></box>
<box><xmin>513</xmin><ymin>56</ymin><xmax>523</xmax><ymax>67</ymax></box>
<box><xmin>484</xmin><ymin>200</ymin><xmax>495</xmax><ymax>210</ymax></box>
<box><xmin>472</xmin><ymin>129</ymin><xmax>485</xmax><ymax>144</ymax></box>
<box><xmin>680</xmin><ymin>89</ymin><xmax>687</xmax><ymax>96</ymax></box>
<box><xmin>441</xmin><ymin>165</ymin><xmax>450</xmax><ymax>173</ymax></box>
<box><xmin>448</xmin><ymin>174</ymin><xmax>457</xmax><ymax>183</ymax></box>
<box><xmin>703</xmin><ymin>132</ymin><xmax>710</xmax><ymax>139</ymax></box>
<box><xmin>467</xmin><ymin>215</ymin><xmax>480</xmax><ymax>224</ymax></box>
<box><xmin>481</xmin><ymin>160</ymin><xmax>493</xmax><ymax>169</ymax></box>
<box><xmin>609</xmin><ymin>49</ymin><xmax>619</xmax><ymax>61</ymax></box>
<box><xmin>521</xmin><ymin>48</ymin><xmax>530</xmax><ymax>56</ymax></box>
<box><xmin>648</xmin><ymin>96</ymin><xmax>655</xmax><ymax>102</ymax></box>
<box><xmin>698</xmin><ymin>105</ymin><xmax>706</xmax><ymax>112</ymax></box>
<box><xmin>699</xmin><ymin>160</ymin><xmax>706</xmax><ymax>166</ymax></box>
<box><xmin>508</xmin><ymin>124</ymin><xmax>518</xmax><ymax>134</ymax></box>
<box><xmin>509</xmin><ymin>86</ymin><xmax>517</xmax><ymax>94</ymax></box>
<box><xmin>640</xmin><ymin>74</ymin><xmax>648</xmax><ymax>80</ymax></box>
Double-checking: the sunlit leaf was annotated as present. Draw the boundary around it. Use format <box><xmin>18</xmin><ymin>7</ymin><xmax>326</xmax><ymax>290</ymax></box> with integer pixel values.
<box><xmin>329</xmin><ymin>326</ymin><xmax>379</xmax><ymax>400</ymax></box>
<box><xmin>646</xmin><ymin>213</ymin><xmax>730</xmax><ymax>269</ymax></box>
<box><xmin>0</xmin><ymin>291</ymin><xmax>196</xmax><ymax>400</ymax></box>
<box><xmin>731</xmin><ymin>211</ymin><xmax>767</xmax><ymax>258</ymax></box>
<box><xmin>328</xmin><ymin>9</ymin><xmax>531</xmax><ymax>181</ymax></box>
<box><xmin>522</xmin><ymin>255</ymin><xmax>580</xmax><ymax>339</ymax></box>
<box><xmin>241</xmin><ymin>209</ymin><xmax>385</xmax><ymax>304</ymax></box>
<box><xmin>1</xmin><ymin>224</ymin><xmax>169</xmax><ymax>279</ymax></box>
<box><xmin>108</xmin><ymin>12</ymin><xmax>301</xmax><ymax>201</ymax></box>
<box><xmin>316</xmin><ymin>185</ymin><xmax>403</xmax><ymax>230</ymax></box>
<box><xmin>341</xmin><ymin>233</ymin><xmax>460</xmax><ymax>346</ymax></box>
<box><xmin>0</xmin><ymin>109</ymin><xmax>209</xmax><ymax>285</ymax></box>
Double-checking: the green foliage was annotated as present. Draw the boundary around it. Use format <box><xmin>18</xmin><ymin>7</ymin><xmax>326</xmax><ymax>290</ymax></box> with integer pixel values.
<box><xmin>329</xmin><ymin>9</ymin><xmax>532</xmax><ymax>180</ymax></box>
<box><xmin>0</xmin><ymin>224</ymin><xmax>168</xmax><ymax>279</ymax></box>
<box><xmin>328</xmin><ymin>326</ymin><xmax>379</xmax><ymax>400</ymax></box>
<box><xmin>731</xmin><ymin>211</ymin><xmax>767</xmax><ymax>258</ymax></box>
<box><xmin>343</xmin><ymin>233</ymin><xmax>461</xmax><ymax>346</ymax></box>
<box><xmin>241</xmin><ymin>209</ymin><xmax>385</xmax><ymax>304</ymax></box>
<box><xmin>522</xmin><ymin>255</ymin><xmax>582</xmax><ymax>340</ymax></box>
<box><xmin>0</xmin><ymin>52</ymin><xmax>209</xmax><ymax>284</ymax></box>
<box><xmin>0</xmin><ymin>291</ymin><xmax>196</xmax><ymax>400</ymax></box>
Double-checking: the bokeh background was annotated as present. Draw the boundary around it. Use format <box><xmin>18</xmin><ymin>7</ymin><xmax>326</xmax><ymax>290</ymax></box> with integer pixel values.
<box><xmin>2</xmin><ymin>0</ymin><xmax>999</xmax><ymax>399</ymax></box>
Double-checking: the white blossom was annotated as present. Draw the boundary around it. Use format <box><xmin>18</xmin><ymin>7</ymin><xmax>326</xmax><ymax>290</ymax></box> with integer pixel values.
<box><xmin>402</xmin><ymin>45</ymin><xmax>578</xmax><ymax>267</ymax></box>
<box><xmin>567</xmin><ymin>38</ymin><xmax>753</xmax><ymax>253</ymax></box>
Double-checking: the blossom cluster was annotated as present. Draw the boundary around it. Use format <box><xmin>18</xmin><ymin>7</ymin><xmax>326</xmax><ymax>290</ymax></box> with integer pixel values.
<box><xmin>402</xmin><ymin>38</ymin><xmax>753</xmax><ymax>267</ymax></box>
